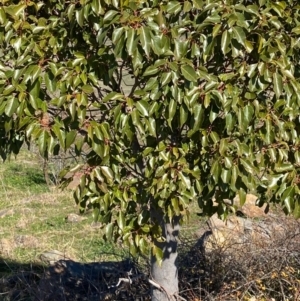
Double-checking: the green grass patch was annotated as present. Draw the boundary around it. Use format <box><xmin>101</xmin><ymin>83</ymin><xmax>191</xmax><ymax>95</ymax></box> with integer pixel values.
<box><xmin>0</xmin><ymin>148</ymin><xmax>130</xmax><ymax>267</ymax></box>
<box><xmin>1</xmin><ymin>162</ymin><xmax>48</xmax><ymax>194</ymax></box>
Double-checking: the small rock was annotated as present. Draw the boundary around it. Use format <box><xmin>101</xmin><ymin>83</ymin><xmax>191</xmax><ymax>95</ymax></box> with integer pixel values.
<box><xmin>234</xmin><ymin>194</ymin><xmax>268</xmax><ymax>218</ymax></box>
<box><xmin>206</xmin><ymin>211</ymin><xmax>290</xmax><ymax>251</ymax></box>
<box><xmin>206</xmin><ymin>214</ymin><xmax>247</xmax><ymax>249</ymax></box>
<box><xmin>40</xmin><ymin>250</ymin><xmax>69</xmax><ymax>264</ymax></box>
<box><xmin>14</xmin><ymin>235</ymin><xmax>39</xmax><ymax>248</ymax></box>
<box><xmin>65</xmin><ymin>213</ymin><xmax>86</xmax><ymax>223</ymax></box>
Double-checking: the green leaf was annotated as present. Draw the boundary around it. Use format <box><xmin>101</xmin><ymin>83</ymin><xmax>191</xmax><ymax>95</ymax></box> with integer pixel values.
<box><xmin>126</xmin><ymin>28</ymin><xmax>135</xmax><ymax>56</ymax></box>
<box><xmin>192</xmin><ymin>104</ymin><xmax>204</xmax><ymax>132</ymax></box>
<box><xmin>171</xmin><ymin>197</ymin><xmax>180</xmax><ymax>215</ymax></box>
<box><xmin>232</xmin><ymin>27</ymin><xmax>246</xmax><ymax>45</ymax></box>
<box><xmin>82</xmin><ymin>85</ymin><xmax>94</xmax><ymax>94</ymax></box>
<box><xmin>100</xmin><ymin>166</ymin><xmax>114</xmax><ymax>182</ymax></box>
<box><xmin>0</xmin><ymin>7</ymin><xmax>6</xmax><ymax>24</ymax></box>
<box><xmin>38</xmin><ymin>130</ymin><xmax>49</xmax><ymax>155</ymax></box>
<box><xmin>212</xmin><ymin>23</ymin><xmax>222</xmax><ymax>38</ymax></box>
<box><xmin>153</xmin><ymin>245</ymin><xmax>163</xmax><ymax>266</ymax></box>
<box><xmin>282</xmin><ymin>186</ymin><xmax>295</xmax><ymax>214</ymax></box>
<box><xmin>244</xmin><ymin>40</ymin><xmax>253</xmax><ymax>53</ymax></box>
<box><xmin>67</xmin><ymin>4</ymin><xmax>75</xmax><ymax>21</ymax></box>
<box><xmin>65</xmin><ymin>131</ymin><xmax>77</xmax><ymax>149</ymax></box>
<box><xmin>29</xmin><ymin>79</ymin><xmax>41</xmax><ymax>105</ymax></box>
<box><xmin>138</xmin><ymin>237</ymin><xmax>148</xmax><ymax>254</ymax></box>
<box><xmin>219</xmin><ymin>139</ymin><xmax>228</xmax><ymax>156</ymax></box>
<box><xmin>240</xmin><ymin>158</ymin><xmax>256</xmax><ymax>174</ymax></box>
<box><xmin>146</xmin><ymin>118</ymin><xmax>156</xmax><ymax>137</ymax></box>
<box><xmin>210</xmin><ymin>131</ymin><xmax>219</xmax><ymax>144</ymax></box>
<box><xmin>178</xmin><ymin>171</ymin><xmax>191</xmax><ymax>190</ymax></box>
<box><xmin>75</xmin><ymin>9</ymin><xmax>84</xmax><ymax>27</ymax></box>
<box><xmin>99</xmin><ymin>123</ymin><xmax>110</xmax><ymax>139</ymax></box>
<box><xmin>180</xmin><ymin>104</ymin><xmax>188</xmax><ymax>128</ymax></box>
<box><xmin>160</xmin><ymin>72</ymin><xmax>172</xmax><ymax>86</ymax></box>
<box><xmin>221</xmin><ymin>30</ymin><xmax>230</xmax><ymax>55</ymax></box>
<box><xmin>91</xmin><ymin>0</ymin><xmax>102</xmax><ymax>15</ymax></box>
<box><xmin>221</xmin><ymin>169</ymin><xmax>231</xmax><ymax>184</ymax></box>
<box><xmin>273</xmin><ymin>71</ymin><xmax>283</xmax><ymax>98</ymax></box>
<box><xmin>211</xmin><ymin>160</ymin><xmax>221</xmax><ymax>183</ymax></box>
<box><xmin>31</xmin><ymin>65</ymin><xmax>42</xmax><ymax>83</ymax></box>
<box><xmin>103</xmin><ymin>10</ymin><xmax>119</xmax><ymax>23</ymax></box>
<box><xmin>136</xmin><ymin>100</ymin><xmax>149</xmax><ymax>117</ymax></box>
<box><xmin>5</xmin><ymin>4</ymin><xmax>26</xmax><ymax>18</ymax></box>
<box><xmin>174</xmin><ymin>39</ymin><xmax>188</xmax><ymax>59</ymax></box>
<box><xmin>3</xmin><ymin>85</ymin><xmax>14</xmax><ymax>97</ymax></box>
<box><xmin>293</xmin><ymin>201</ymin><xmax>300</xmax><ymax>219</ymax></box>
<box><xmin>117</xmin><ymin>211</ymin><xmax>125</xmax><ymax>230</ymax></box>
<box><xmin>140</xmin><ymin>26</ymin><xmax>151</xmax><ymax>57</ymax></box>
<box><xmin>144</xmin><ymin>66</ymin><xmax>159</xmax><ymax>77</ymax></box>
<box><xmin>238</xmin><ymin>189</ymin><xmax>247</xmax><ymax>206</ymax></box>
<box><xmin>292</xmin><ymin>26</ymin><xmax>300</xmax><ymax>34</ymax></box>
<box><xmin>102</xmin><ymin>92</ymin><xmax>124</xmax><ymax>102</ymax></box>
<box><xmin>144</xmin><ymin>77</ymin><xmax>158</xmax><ymax>91</ymax></box>
<box><xmin>230</xmin><ymin>165</ymin><xmax>238</xmax><ymax>191</ymax></box>
<box><xmin>281</xmin><ymin>69</ymin><xmax>294</xmax><ymax>80</ymax></box>
<box><xmin>32</xmin><ymin>26</ymin><xmax>46</xmax><ymax>34</ymax></box>
<box><xmin>105</xmin><ymin>223</ymin><xmax>114</xmax><ymax>240</ymax></box>
<box><xmin>44</xmin><ymin>73</ymin><xmax>56</xmax><ymax>93</ymax></box>
<box><xmin>167</xmin><ymin>98</ymin><xmax>177</xmax><ymax>128</ymax></box>
<box><xmin>5</xmin><ymin>97</ymin><xmax>19</xmax><ymax>117</ymax></box>
<box><xmin>112</xmin><ymin>27</ymin><xmax>125</xmax><ymax>44</ymax></box>
<box><xmin>181</xmin><ymin>64</ymin><xmax>198</xmax><ymax>82</ymax></box>
<box><xmin>167</xmin><ymin>1</ymin><xmax>181</xmax><ymax>14</ymax></box>
<box><xmin>51</xmin><ymin>124</ymin><xmax>65</xmax><ymax>148</ymax></box>
<box><xmin>275</xmin><ymin>162</ymin><xmax>294</xmax><ymax>173</ymax></box>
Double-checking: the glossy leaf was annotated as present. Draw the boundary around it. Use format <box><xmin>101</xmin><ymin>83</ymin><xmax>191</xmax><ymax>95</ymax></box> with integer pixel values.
<box><xmin>5</xmin><ymin>97</ymin><xmax>19</xmax><ymax>117</ymax></box>
<box><xmin>221</xmin><ymin>30</ymin><xmax>230</xmax><ymax>54</ymax></box>
<box><xmin>181</xmin><ymin>65</ymin><xmax>198</xmax><ymax>82</ymax></box>
<box><xmin>273</xmin><ymin>71</ymin><xmax>283</xmax><ymax>99</ymax></box>
<box><xmin>140</xmin><ymin>26</ymin><xmax>151</xmax><ymax>57</ymax></box>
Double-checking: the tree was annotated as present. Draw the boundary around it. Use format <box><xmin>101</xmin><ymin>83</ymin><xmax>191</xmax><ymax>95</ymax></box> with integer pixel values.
<box><xmin>1</xmin><ymin>0</ymin><xmax>300</xmax><ymax>300</ymax></box>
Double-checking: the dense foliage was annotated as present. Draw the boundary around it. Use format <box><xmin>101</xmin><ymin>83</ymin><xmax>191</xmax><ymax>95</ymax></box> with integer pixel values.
<box><xmin>1</xmin><ymin>0</ymin><xmax>300</xmax><ymax>263</ymax></box>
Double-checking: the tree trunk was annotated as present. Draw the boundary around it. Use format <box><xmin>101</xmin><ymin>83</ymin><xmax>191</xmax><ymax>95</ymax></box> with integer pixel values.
<box><xmin>43</xmin><ymin>158</ymin><xmax>51</xmax><ymax>187</ymax></box>
<box><xmin>151</xmin><ymin>216</ymin><xmax>180</xmax><ymax>301</ymax></box>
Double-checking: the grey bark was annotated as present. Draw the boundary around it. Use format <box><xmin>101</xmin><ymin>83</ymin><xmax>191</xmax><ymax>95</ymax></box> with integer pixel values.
<box><xmin>43</xmin><ymin>158</ymin><xmax>51</xmax><ymax>187</ymax></box>
<box><xmin>151</xmin><ymin>216</ymin><xmax>180</xmax><ymax>301</ymax></box>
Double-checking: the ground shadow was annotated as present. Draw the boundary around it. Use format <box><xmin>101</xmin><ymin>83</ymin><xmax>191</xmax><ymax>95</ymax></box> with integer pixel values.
<box><xmin>0</xmin><ymin>256</ymin><xmax>151</xmax><ymax>301</ymax></box>
<box><xmin>0</xmin><ymin>258</ymin><xmax>44</xmax><ymax>301</ymax></box>
<box><xmin>177</xmin><ymin>231</ymin><xmax>211</xmax><ymax>299</ymax></box>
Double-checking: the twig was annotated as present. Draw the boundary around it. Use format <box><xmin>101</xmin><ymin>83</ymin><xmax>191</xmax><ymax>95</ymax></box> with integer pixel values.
<box><xmin>108</xmin><ymin>270</ymin><xmax>184</xmax><ymax>301</ymax></box>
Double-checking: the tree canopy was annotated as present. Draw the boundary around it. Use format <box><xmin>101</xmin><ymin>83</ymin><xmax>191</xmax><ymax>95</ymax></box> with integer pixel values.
<box><xmin>1</xmin><ymin>1</ymin><xmax>300</xmax><ymax>298</ymax></box>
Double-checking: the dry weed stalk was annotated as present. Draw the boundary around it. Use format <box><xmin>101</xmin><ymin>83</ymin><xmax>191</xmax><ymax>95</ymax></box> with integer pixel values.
<box><xmin>178</xmin><ymin>216</ymin><xmax>300</xmax><ymax>301</ymax></box>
